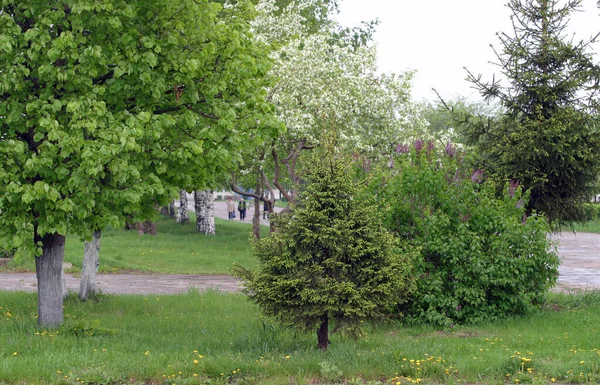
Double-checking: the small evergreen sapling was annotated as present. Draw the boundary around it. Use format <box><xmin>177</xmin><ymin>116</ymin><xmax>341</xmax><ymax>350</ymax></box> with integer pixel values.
<box><xmin>234</xmin><ymin>146</ymin><xmax>414</xmax><ymax>350</ymax></box>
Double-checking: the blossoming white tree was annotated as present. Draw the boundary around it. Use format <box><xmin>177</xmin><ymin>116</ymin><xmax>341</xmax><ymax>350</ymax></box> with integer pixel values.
<box><xmin>235</xmin><ymin>0</ymin><xmax>425</xmax><ymax>211</ymax></box>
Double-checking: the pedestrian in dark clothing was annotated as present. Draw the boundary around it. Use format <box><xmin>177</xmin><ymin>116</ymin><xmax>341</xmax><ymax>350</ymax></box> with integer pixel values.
<box><xmin>238</xmin><ymin>198</ymin><xmax>247</xmax><ymax>221</ymax></box>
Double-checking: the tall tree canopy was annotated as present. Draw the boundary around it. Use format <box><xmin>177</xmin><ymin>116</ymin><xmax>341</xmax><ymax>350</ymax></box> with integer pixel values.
<box><xmin>234</xmin><ymin>0</ymin><xmax>424</xmax><ymax>208</ymax></box>
<box><xmin>463</xmin><ymin>0</ymin><xmax>600</xmax><ymax>224</ymax></box>
<box><xmin>0</xmin><ymin>0</ymin><xmax>277</xmax><ymax>326</ymax></box>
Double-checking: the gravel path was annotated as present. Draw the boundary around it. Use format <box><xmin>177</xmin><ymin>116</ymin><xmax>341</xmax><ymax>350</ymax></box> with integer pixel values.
<box><xmin>1</xmin><ymin>208</ymin><xmax>599</xmax><ymax>294</ymax></box>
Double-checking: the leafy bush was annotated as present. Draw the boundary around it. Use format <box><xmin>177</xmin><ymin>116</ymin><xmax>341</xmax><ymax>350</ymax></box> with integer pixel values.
<box><xmin>581</xmin><ymin>203</ymin><xmax>600</xmax><ymax>222</ymax></box>
<box><xmin>374</xmin><ymin>142</ymin><xmax>560</xmax><ymax>326</ymax></box>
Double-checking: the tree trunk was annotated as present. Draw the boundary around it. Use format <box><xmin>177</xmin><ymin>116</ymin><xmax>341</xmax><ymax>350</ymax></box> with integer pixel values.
<box><xmin>137</xmin><ymin>221</ymin><xmax>157</xmax><ymax>235</ymax></box>
<box><xmin>80</xmin><ymin>229</ymin><xmax>101</xmax><ymax>301</ymax></box>
<box><xmin>316</xmin><ymin>314</ymin><xmax>330</xmax><ymax>351</ymax></box>
<box><xmin>195</xmin><ymin>190</ymin><xmax>206</xmax><ymax>233</ymax></box>
<box><xmin>253</xmin><ymin>196</ymin><xmax>261</xmax><ymax>239</ymax></box>
<box><xmin>36</xmin><ymin>233</ymin><xmax>66</xmax><ymax>327</ymax></box>
<box><xmin>252</xmin><ymin>173</ymin><xmax>263</xmax><ymax>239</ymax></box>
<box><xmin>168</xmin><ymin>201</ymin><xmax>176</xmax><ymax>218</ymax></box>
<box><xmin>204</xmin><ymin>190</ymin><xmax>216</xmax><ymax>235</ymax></box>
<box><xmin>177</xmin><ymin>190</ymin><xmax>189</xmax><ymax>224</ymax></box>
<box><xmin>266</xmin><ymin>200</ymin><xmax>276</xmax><ymax>235</ymax></box>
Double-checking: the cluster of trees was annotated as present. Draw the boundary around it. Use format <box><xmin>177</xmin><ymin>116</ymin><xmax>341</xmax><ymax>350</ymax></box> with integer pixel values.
<box><xmin>0</xmin><ymin>0</ymin><xmax>279</xmax><ymax>326</ymax></box>
<box><xmin>1</xmin><ymin>0</ymin><xmax>599</xmax><ymax>354</ymax></box>
<box><xmin>237</xmin><ymin>0</ymin><xmax>600</xmax><ymax>349</ymax></box>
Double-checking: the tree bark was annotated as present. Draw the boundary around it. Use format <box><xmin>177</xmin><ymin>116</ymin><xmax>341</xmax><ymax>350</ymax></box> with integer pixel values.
<box><xmin>168</xmin><ymin>201</ymin><xmax>176</xmax><ymax>218</ymax></box>
<box><xmin>195</xmin><ymin>190</ymin><xmax>206</xmax><ymax>233</ymax></box>
<box><xmin>252</xmin><ymin>196</ymin><xmax>261</xmax><ymax>239</ymax></box>
<box><xmin>137</xmin><ymin>220</ymin><xmax>157</xmax><ymax>235</ymax></box>
<box><xmin>252</xmin><ymin>173</ymin><xmax>262</xmax><ymax>239</ymax></box>
<box><xmin>316</xmin><ymin>314</ymin><xmax>330</xmax><ymax>351</ymax></box>
<box><xmin>177</xmin><ymin>190</ymin><xmax>189</xmax><ymax>224</ymax></box>
<box><xmin>36</xmin><ymin>233</ymin><xmax>66</xmax><ymax>327</ymax></box>
<box><xmin>80</xmin><ymin>229</ymin><xmax>101</xmax><ymax>301</ymax></box>
<box><xmin>204</xmin><ymin>190</ymin><xmax>216</xmax><ymax>235</ymax></box>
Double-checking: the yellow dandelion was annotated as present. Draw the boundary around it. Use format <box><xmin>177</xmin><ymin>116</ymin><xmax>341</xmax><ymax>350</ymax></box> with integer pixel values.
<box><xmin>193</xmin><ymin>360</ymin><xmax>199</xmax><ymax>364</ymax></box>
<box><xmin>145</xmin><ymin>351</ymin><xmax>150</xmax><ymax>356</ymax></box>
<box><xmin>285</xmin><ymin>355</ymin><xmax>291</xmax><ymax>359</ymax></box>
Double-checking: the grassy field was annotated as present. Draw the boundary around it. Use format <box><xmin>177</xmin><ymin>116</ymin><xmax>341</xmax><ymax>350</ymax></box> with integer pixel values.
<box><xmin>1</xmin><ymin>290</ymin><xmax>600</xmax><ymax>385</ymax></box>
<box><xmin>2</xmin><ymin>214</ymin><xmax>267</xmax><ymax>275</ymax></box>
<box><xmin>572</xmin><ymin>217</ymin><xmax>600</xmax><ymax>234</ymax></box>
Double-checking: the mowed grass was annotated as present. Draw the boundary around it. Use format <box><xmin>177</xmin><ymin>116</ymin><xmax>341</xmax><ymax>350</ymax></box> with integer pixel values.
<box><xmin>1</xmin><ymin>290</ymin><xmax>600</xmax><ymax>385</ymax></box>
<box><xmin>572</xmin><ymin>217</ymin><xmax>600</xmax><ymax>234</ymax></box>
<box><xmin>3</xmin><ymin>214</ymin><xmax>267</xmax><ymax>275</ymax></box>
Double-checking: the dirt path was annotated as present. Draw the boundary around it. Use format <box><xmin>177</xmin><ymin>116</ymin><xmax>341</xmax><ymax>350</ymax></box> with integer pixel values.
<box><xmin>0</xmin><ymin>272</ymin><xmax>242</xmax><ymax>295</ymax></box>
<box><xmin>0</xmin><ymin>230</ymin><xmax>599</xmax><ymax>295</ymax></box>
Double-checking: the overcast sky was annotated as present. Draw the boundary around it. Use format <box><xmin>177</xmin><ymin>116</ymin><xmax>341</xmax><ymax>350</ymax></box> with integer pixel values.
<box><xmin>335</xmin><ymin>0</ymin><xmax>600</xmax><ymax>102</ymax></box>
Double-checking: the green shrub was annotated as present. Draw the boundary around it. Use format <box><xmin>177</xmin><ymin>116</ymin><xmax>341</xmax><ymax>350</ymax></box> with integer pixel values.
<box><xmin>374</xmin><ymin>141</ymin><xmax>559</xmax><ymax>326</ymax></box>
<box><xmin>581</xmin><ymin>203</ymin><xmax>600</xmax><ymax>222</ymax></box>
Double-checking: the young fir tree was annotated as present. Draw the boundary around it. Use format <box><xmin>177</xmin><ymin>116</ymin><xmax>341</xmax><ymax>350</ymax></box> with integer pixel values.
<box><xmin>234</xmin><ymin>143</ymin><xmax>414</xmax><ymax>350</ymax></box>
<box><xmin>463</xmin><ymin>0</ymin><xmax>600</xmax><ymax>225</ymax></box>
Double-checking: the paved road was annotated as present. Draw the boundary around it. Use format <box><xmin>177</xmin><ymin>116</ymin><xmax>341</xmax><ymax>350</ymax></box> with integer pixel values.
<box><xmin>552</xmin><ymin>231</ymin><xmax>600</xmax><ymax>292</ymax></box>
<box><xmin>179</xmin><ymin>198</ymin><xmax>283</xmax><ymax>227</ymax></box>
<box><xmin>0</xmin><ymin>223</ymin><xmax>599</xmax><ymax>295</ymax></box>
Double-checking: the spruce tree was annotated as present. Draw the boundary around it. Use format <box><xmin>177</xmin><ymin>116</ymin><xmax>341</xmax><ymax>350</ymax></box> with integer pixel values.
<box><xmin>234</xmin><ymin>143</ymin><xmax>413</xmax><ymax>350</ymax></box>
<box><xmin>464</xmin><ymin>0</ymin><xmax>600</xmax><ymax>224</ymax></box>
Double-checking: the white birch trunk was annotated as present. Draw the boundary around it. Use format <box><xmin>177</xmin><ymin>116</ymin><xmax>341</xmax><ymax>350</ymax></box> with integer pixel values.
<box><xmin>36</xmin><ymin>233</ymin><xmax>65</xmax><ymax>327</ymax></box>
<box><xmin>177</xmin><ymin>190</ymin><xmax>189</xmax><ymax>223</ymax></box>
<box><xmin>195</xmin><ymin>190</ymin><xmax>207</xmax><ymax>233</ymax></box>
<box><xmin>204</xmin><ymin>190</ymin><xmax>216</xmax><ymax>235</ymax></box>
<box><xmin>80</xmin><ymin>229</ymin><xmax>101</xmax><ymax>301</ymax></box>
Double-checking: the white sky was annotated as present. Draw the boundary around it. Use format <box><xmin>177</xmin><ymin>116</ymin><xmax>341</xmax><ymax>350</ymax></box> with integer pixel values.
<box><xmin>335</xmin><ymin>0</ymin><xmax>600</xmax><ymax>102</ymax></box>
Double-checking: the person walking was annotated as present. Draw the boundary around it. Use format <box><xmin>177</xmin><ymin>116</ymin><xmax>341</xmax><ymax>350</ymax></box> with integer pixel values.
<box><xmin>238</xmin><ymin>198</ymin><xmax>247</xmax><ymax>221</ymax></box>
<box><xmin>226</xmin><ymin>197</ymin><xmax>236</xmax><ymax>220</ymax></box>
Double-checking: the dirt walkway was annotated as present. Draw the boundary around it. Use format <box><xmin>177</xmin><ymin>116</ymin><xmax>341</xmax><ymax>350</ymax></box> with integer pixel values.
<box><xmin>0</xmin><ymin>272</ymin><xmax>242</xmax><ymax>295</ymax></box>
<box><xmin>0</xmin><ymin>229</ymin><xmax>599</xmax><ymax>295</ymax></box>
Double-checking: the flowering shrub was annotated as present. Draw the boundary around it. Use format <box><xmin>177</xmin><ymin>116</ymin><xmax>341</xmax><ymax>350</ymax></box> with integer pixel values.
<box><xmin>374</xmin><ymin>142</ymin><xmax>560</xmax><ymax>326</ymax></box>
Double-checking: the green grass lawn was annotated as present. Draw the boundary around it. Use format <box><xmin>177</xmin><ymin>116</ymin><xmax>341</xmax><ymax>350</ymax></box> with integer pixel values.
<box><xmin>572</xmin><ymin>217</ymin><xmax>600</xmax><ymax>234</ymax></box>
<box><xmin>1</xmin><ymin>290</ymin><xmax>600</xmax><ymax>385</ymax></box>
<box><xmin>3</xmin><ymin>214</ymin><xmax>267</xmax><ymax>275</ymax></box>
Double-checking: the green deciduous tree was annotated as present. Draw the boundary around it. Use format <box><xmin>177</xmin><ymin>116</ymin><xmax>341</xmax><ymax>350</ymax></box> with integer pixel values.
<box><xmin>463</xmin><ymin>0</ymin><xmax>600</xmax><ymax>225</ymax></box>
<box><xmin>232</xmin><ymin>0</ymin><xmax>424</xmax><ymax>215</ymax></box>
<box><xmin>234</xmin><ymin>139</ymin><xmax>414</xmax><ymax>350</ymax></box>
<box><xmin>0</xmin><ymin>0</ymin><xmax>277</xmax><ymax>326</ymax></box>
